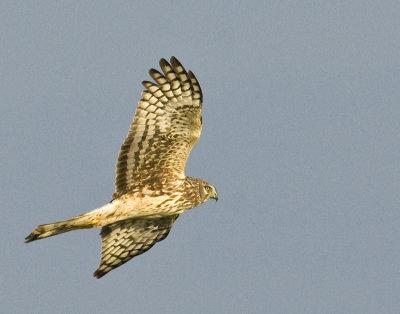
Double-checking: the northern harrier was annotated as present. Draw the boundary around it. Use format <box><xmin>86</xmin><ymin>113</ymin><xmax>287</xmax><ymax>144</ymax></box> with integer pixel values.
<box><xmin>25</xmin><ymin>57</ymin><xmax>218</xmax><ymax>278</ymax></box>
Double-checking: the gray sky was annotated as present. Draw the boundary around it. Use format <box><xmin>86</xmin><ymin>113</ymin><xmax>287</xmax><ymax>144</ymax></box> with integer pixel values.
<box><xmin>2</xmin><ymin>1</ymin><xmax>400</xmax><ymax>313</ymax></box>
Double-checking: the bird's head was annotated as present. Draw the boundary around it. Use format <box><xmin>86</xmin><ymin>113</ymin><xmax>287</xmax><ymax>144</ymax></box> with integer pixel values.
<box><xmin>200</xmin><ymin>180</ymin><xmax>218</xmax><ymax>202</ymax></box>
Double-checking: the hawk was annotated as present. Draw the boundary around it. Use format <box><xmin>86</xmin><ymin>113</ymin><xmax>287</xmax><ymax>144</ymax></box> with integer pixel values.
<box><xmin>25</xmin><ymin>57</ymin><xmax>218</xmax><ymax>278</ymax></box>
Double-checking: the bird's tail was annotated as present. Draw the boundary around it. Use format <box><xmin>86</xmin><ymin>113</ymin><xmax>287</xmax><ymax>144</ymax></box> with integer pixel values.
<box><xmin>25</xmin><ymin>214</ymin><xmax>93</xmax><ymax>243</ymax></box>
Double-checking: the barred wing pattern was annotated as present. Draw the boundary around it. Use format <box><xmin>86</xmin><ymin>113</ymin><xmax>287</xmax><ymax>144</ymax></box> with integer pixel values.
<box><xmin>24</xmin><ymin>57</ymin><xmax>215</xmax><ymax>279</ymax></box>
<box><xmin>93</xmin><ymin>215</ymin><xmax>179</xmax><ymax>278</ymax></box>
<box><xmin>113</xmin><ymin>57</ymin><xmax>203</xmax><ymax>199</ymax></box>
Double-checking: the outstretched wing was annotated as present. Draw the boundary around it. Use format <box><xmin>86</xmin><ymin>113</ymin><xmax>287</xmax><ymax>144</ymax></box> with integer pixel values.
<box><xmin>113</xmin><ymin>57</ymin><xmax>203</xmax><ymax>199</ymax></box>
<box><xmin>93</xmin><ymin>215</ymin><xmax>178</xmax><ymax>278</ymax></box>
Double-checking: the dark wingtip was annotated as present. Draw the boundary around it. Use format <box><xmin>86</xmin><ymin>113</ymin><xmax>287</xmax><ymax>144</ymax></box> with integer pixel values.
<box><xmin>142</xmin><ymin>80</ymin><xmax>154</xmax><ymax>88</ymax></box>
<box><xmin>148</xmin><ymin>68</ymin><xmax>160</xmax><ymax>77</ymax></box>
<box><xmin>159</xmin><ymin>58</ymin><xmax>169</xmax><ymax>68</ymax></box>
<box><xmin>93</xmin><ymin>269</ymin><xmax>106</xmax><ymax>279</ymax></box>
<box><xmin>170</xmin><ymin>56</ymin><xmax>181</xmax><ymax>67</ymax></box>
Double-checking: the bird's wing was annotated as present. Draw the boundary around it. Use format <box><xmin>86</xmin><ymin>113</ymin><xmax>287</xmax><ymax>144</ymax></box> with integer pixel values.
<box><xmin>113</xmin><ymin>57</ymin><xmax>203</xmax><ymax>199</ymax></box>
<box><xmin>93</xmin><ymin>215</ymin><xmax>179</xmax><ymax>278</ymax></box>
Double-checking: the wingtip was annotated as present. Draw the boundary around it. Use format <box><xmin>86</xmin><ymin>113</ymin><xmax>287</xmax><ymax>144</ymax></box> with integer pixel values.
<box><xmin>159</xmin><ymin>56</ymin><xmax>182</xmax><ymax>69</ymax></box>
<box><xmin>93</xmin><ymin>270</ymin><xmax>103</xmax><ymax>279</ymax></box>
<box><xmin>93</xmin><ymin>268</ymin><xmax>109</xmax><ymax>279</ymax></box>
<box><xmin>187</xmin><ymin>70</ymin><xmax>194</xmax><ymax>78</ymax></box>
<box><xmin>159</xmin><ymin>58</ymin><xmax>169</xmax><ymax>68</ymax></box>
<box><xmin>171</xmin><ymin>57</ymin><xmax>188</xmax><ymax>76</ymax></box>
<box><xmin>170</xmin><ymin>56</ymin><xmax>180</xmax><ymax>66</ymax></box>
<box><xmin>148</xmin><ymin>68</ymin><xmax>159</xmax><ymax>76</ymax></box>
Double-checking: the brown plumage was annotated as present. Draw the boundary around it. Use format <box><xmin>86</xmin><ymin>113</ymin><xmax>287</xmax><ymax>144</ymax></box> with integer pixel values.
<box><xmin>25</xmin><ymin>57</ymin><xmax>218</xmax><ymax>278</ymax></box>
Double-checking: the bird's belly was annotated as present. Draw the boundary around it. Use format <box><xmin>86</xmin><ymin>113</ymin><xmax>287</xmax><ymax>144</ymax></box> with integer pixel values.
<box><xmin>113</xmin><ymin>193</ymin><xmax>186</xmax><ymax>220</ymax></box>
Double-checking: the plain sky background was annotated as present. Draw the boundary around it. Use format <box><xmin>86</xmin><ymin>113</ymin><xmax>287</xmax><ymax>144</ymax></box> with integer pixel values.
<box><xmin>1</xmin><ymin>1</ymin><xmax>400</xmax><ymax>313</ymax></box>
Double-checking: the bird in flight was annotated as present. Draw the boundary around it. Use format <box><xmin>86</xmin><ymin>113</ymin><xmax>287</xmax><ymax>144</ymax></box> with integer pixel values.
<box><xmin>25</xmin><ymin>57</ymin><xmax>218</xmax><ymax>278</ymax></box>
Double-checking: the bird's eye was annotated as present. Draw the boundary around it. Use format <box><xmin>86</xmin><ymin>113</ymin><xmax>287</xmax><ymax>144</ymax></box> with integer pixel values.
<box><xmin>204</xmin><ymin>186</ymin><xmax>211</xmax><ymax>192</ymax></box>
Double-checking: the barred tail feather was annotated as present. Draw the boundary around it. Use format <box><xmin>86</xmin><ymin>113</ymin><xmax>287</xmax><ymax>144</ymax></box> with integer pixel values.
<box><xmin>25</xmin><ymin>215</ymin><xmax>93</xmax><ymax>243</ymax></box>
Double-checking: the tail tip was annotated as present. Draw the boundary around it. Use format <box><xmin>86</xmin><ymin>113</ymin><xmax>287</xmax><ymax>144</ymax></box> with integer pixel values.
<box><xmin>25</xmin><ymin>231</ymin><xmax>40</xmax><ymax>243</ymax></box>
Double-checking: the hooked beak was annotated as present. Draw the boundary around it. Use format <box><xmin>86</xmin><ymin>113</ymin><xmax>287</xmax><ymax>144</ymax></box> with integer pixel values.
<box><xmin>211</xmin><ymin>190</ymin><xmax>218</xmax><ymax>202</ymax></box>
